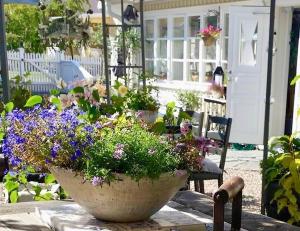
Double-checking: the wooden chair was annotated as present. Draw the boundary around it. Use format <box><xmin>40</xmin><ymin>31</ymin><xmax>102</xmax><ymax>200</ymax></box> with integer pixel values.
<box><xmin>191</xmin><ymin>115</ymin><xmax>232</xmax><ymax>193</ymax></box>
<box><xmin>213</xmin><ymin>176</ymin><xmax>244</xmax><ymax>231</ymax></box>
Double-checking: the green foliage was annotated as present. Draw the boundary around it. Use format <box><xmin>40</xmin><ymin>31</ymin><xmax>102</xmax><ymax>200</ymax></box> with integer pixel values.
<box><xmin>115</xmin><ymin>28</ymin><xmax>141</xmax><ymax>54</ymax></box>
<box><xmin>291</xmin><ymin>75</ymin><xmax>300</xmax><ymax>86</ymax></box>
<box><xmin>5</xmin><ymin>5</ymin><xmax>44</xmax><ymax>53</ymax></box>
<box><xmin>5</xmin><ymin>0</ymin><xmax>91</xmax><ymax>54</ymax></box>
<box><xmin>84</xmin><ymin>119</ymin><xmax>180</xmax><ymax>182</ymax></box>
<box><xmin>263</xmin><ymin>134</ymin><xmax>300</xmax><ymax>225</ymax></box>
<box><xmin>25</xmin><ymin>95</ymin><xmax>43</xmax><ymax>108</ymax></box>
<box><xmin>162</xmin><ymin>102</ymin><xmax>191</xmax><ymax>127</ymax></box>
<box><xmin>126</xmin><ymin>90</ymin><xmax>159</xmax><ymax>112</ymax></box>
<box><xmin>4</xmin><ymin>170</ymin><xmax>58</xmax><ymax>203</ymax></box>
<box><xmin>10</xmin><ymin>73</ymin><xmax>32</xmax><ymax>110</ymax></box>
<box><xmin>176</xmin><ymin>90</ymin><xmax>202</xmax><ymax>111</ymax></box>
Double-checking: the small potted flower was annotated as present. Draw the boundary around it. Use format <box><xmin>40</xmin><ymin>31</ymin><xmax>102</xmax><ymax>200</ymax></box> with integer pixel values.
<box><xmin>208</xmin><ymin>81</ymin><xmax>224</xmax><ymax>99</ymax></box>
<box><xmin>126</xmin><ymin>89</ymin><xmax>160</xmax><ymax>124</ymax></box>
<box><xmin>198</xmin><ymin>25</ymin><xmax>222</xmax><ymax>47</ymax></box>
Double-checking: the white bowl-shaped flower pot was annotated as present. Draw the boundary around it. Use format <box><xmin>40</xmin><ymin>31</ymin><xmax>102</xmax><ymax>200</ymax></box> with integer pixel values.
<box><xmin>138</xmin><ymin>110</ymin><xmax>158</xmax><ymax>124</ymax></box>
<box><xmin>50</xmin><ymin>167</ymin><xmax>188</xmax><ymax>222</ymax></box>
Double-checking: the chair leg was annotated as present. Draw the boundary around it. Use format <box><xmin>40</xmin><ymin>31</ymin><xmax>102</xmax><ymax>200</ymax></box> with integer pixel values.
<box><xmin>218</xmin><ymin>176</ymin><xmax>223</xmax><ymax>187</ymax></box>
<box><xmin>194</xmin><ymin>180</ymin><xmax>200</xmax><ymax>192</ymax></box>
<box><xmin>199</xmin><ymin>180</ymin><xmax>204</xmax><ymax>194</ymax></box>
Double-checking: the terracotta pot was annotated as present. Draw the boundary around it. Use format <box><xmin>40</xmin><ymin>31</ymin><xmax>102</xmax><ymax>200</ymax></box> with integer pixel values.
<box><xmin>202</xmin><ymin>36</ymin><xmax>216</xmax><ymax>47</ymax></box>
<box><xmin>50</xmin><ymin>167</ymin><xmax>188</xmax><ymax>222</ymax></box>
<box><xmin>138</xmin><ymin>110</ymin><xmax>158</xmax><ymax>124</ymax></box>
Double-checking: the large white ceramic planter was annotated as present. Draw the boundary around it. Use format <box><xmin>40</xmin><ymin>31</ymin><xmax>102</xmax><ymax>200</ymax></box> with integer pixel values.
<box><xmin>50</xmin><ymin>167</ymin><xmax>188</xmax><ymax>222</ymax></box>
<box><xmin>138</xmin><ymin>110</ymin><xmax>158</xmax><ymax>124</ymax></box>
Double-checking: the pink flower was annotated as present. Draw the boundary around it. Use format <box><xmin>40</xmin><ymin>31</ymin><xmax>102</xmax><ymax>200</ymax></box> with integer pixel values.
<box><xmin>59</xmin><ymin>94</ymin><xmax>75</xmax><ymax>109</ymax></box>
<box><xmin>113</xmin><ymin>144</ymin><xmax>125</xmax><ymax>159</ymax></box>
<box><xmin>180</xmin><ymin>121</ymin><xmax>191</xmax><ymax>136</ymax></box>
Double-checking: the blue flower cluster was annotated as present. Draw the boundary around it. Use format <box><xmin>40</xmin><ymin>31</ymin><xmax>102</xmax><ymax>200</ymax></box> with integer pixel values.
<box><xmin>1</xmin><ymin>106</ymin><xmax>98</xmax><ymax>169</ymax></box>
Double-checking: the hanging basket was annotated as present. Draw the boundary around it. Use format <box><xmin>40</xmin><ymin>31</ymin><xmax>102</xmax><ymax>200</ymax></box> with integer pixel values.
<box><xmin>202</xmin><ymin>36</ymin><xmax>216</xmax><ymax>47</ymax></box>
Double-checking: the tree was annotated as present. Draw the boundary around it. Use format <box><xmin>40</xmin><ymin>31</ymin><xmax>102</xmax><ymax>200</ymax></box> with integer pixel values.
<box><xmin>5</xmin><ymin>0</ymin><xmax>91</xmax><ymax>55</ymax></box>
<box><xmin>5</xmin><ymin>4</ymin><xmax>44</xmax><ymax>53</ymax></box>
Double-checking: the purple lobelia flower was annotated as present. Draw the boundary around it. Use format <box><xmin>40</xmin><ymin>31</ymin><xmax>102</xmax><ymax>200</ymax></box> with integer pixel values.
<box><xmin>50</xmin><ymin>142</ymin><xmax>61</xmax><ymax>158</ymax></box>
<box><xmin>91</xmin><ymin>176</ymin><xmax>104</xmax><ymax>186</ymax></box>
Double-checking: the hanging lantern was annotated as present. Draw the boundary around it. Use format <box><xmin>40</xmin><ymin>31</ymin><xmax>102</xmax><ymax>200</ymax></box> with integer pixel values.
<box><xmin>213</xmin><ymin>66</ymin><xmax>224</xmax><ymax>86</ymax></box>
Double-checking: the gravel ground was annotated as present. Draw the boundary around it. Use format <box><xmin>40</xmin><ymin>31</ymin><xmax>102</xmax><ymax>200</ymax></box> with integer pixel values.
<box><xmin>202</xmin><ymin>168</ymin><xmax>262</xmax><ymax>214</ymax></box>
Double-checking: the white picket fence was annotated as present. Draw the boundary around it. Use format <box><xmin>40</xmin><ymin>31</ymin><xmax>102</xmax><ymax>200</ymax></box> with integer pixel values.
<box><xmin>7</xmin><ymin>48</ymin><xmax>103</xmax><ymax>93</ymax></box>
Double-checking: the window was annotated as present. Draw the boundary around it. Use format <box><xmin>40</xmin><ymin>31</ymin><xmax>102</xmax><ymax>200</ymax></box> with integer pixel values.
<box><xmin>144</xmin><ymin>9</ymin><xmax>229</xmax><ymax>83</ymax></box>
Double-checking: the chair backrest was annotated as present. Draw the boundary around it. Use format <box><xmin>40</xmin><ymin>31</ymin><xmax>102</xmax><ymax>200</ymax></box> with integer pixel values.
<box><xmin>205</xmin><ymin>115</ymin><xmax>232</xmax><ymax>170</ymax></box>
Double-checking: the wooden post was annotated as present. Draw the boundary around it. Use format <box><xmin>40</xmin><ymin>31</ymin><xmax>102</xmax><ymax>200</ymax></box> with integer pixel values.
<box><xmin>231</xmin><ymin>190</ymin><xmax>243</xmax><ymax>231</ymax></box>
<box><xmin>213</xmin><ymin>176</ymin><xmax>244</xmax><ymax>231</ymax></box>
<box><xmin>0</xmin><ymin>0</ymin><xmax>10</xmax><ymax>102</ymax></box>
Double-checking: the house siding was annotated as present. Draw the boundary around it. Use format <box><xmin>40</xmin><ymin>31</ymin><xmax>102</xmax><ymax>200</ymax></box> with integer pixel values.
<box><xmin>142</xmin><ymin>0</ymin><xmax>248</xmax><ymax>11</ymax></box>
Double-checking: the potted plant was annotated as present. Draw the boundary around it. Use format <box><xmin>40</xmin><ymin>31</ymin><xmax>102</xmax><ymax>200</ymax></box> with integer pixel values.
<box><xmin>191</xmin><ymin>70</ymin><xmax>199</xmax><ymax>82</ymax></box>
<box><xmin>197</xmin><ymin>25</ymin><xmax>222</xmax><ymax>47</ymax></box>
<box><xmin>176</xmin><ymin>90</ymin><xmax>202</xmax><ymax>112</ymax></box>
<box><xmin>208</xmin><ymin>81</ymin><xmax>224</xmax><ymax>99</ymax></box>
<box><xmin>1</xmin><ymin>87</ymin><xmax>189</xmax><ymax>222</ymax></box>
<box><xmin>262</xmin><ymin>135</ymin><xmax>300</xmax><ymax>226</ymax></box>
<box><xmin>126</xmin><ymin>89</ymin><xmax>160</xmax><ymax>124</ymax></box>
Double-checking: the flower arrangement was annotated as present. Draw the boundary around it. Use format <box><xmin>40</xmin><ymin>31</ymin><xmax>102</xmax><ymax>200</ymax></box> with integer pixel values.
<box><xmin>197</xmin><ymin>25</ymin><xmax>222</xmax><ymax>46</ymax></box>
<box><xmin>208</xmin><ymin>81</ymin><xmax>224</xmax><ymax>99</ymax></box>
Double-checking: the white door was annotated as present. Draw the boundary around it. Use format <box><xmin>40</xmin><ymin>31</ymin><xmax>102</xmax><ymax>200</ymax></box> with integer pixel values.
<box><xmin>227</xmin><ymin>6</ymin><xmax>270</xmax><ymax>144</ymax></box>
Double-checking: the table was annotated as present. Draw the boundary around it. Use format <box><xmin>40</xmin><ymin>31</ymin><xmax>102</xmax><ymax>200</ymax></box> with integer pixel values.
<box><xmin>1</xmin><ymin>191</ymin><xmax>298</xmax><ymax>231</ymax></box>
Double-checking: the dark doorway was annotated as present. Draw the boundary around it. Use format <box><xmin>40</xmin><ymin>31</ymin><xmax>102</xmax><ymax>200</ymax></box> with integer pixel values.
<box><xmin>285</xmin><ymin>9</ymin><xmax>300</xmax><ymax>135</ymax></box>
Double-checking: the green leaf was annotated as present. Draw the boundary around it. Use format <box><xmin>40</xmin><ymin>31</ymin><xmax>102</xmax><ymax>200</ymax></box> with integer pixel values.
<box><xmin>9</xmin><ymin>190</ymin><xmax>18</xmax><ymax>203</ymax></box>
<box><xmin>92</xmin><ymin>89</ymin><xmax>100</xmax><ymax>102</ymax></box>
<box><xmin>18</xmin><ymin>173</ymin><xmax>28</xmax><ymax>185</ymax></box>
<box><xmin>34</xmin><ymin>192</ymin><xmax>53</xmax><ymax>201</ymax></box>
<box><xmin>5</xmin><ymin>102</ymin><xmax>14</xmax><ymax>112</ymax></box>
<box><xmin>291</xmin><ymin>75</ymin><xmax>300</xmax><ymax>85</ymax></box>
<box><xmin>70</xmin><ymin>86</ymin><xmax>84</xmax><ymax>94</ymax></box>
<box><xmin>151</xmin><ymin>121</ymin><xmax>167</xmax><ymax>134</ymax></box>
<box><xmin>33</xmin><ymin>185</ymin><xmax>42</xmax><ymax>197</ymax></box>
<box><xmin>50</xmin><ymin>89</ymin><xmax>60</xmax><ymax>96</ymax></box>
<box><xmin>275</xmin><ymin>154</ymin><xmax>293</xmax><ymax>168</ymax></box>
<box><xmin>50</xmin><ymin>96</ymin><xmax>62</xmax><ymax>111</ymax></box>
<box><xmin>4</xmin><ymin>181</ymin><xmax>19</xmax><ymax>193</ymax></box>
<box><xmin>45</xmin><ymin>174</ymin><xmax>56</xmax><ymax>184</ymax></box>
<box><xmin>297</xmin><ymin>108</ymin><xmax>300</xmax><ymax>117</ymax></box>
<box><xmin>25</xmin><ymin>95</ymin><xmax>43</xmax><ymax>107</ymax></box>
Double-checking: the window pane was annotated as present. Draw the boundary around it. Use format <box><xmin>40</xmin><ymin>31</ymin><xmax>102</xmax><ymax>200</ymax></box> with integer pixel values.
<box><xmin>206</xmin><ymin>15</ymin><xmax>218</xmax><ymax>27</ymax></box>
<box><xmin>146</xmin><ymin>60</ymin><xmax>154</xmax><ymax>73</ymax></box>
<box><xmin>159</xmin><ymin>18</ymin><xmax>168</xmax><ymax>38</ymax></box>
<box><xmin>145</xmin><ymin>20</ymin><xmax>154</xmax><ymax>38</ymax></box>
<box><xmin>145</xmin><ymin>40</ymin><xmax>154</xmax><ymax>58</ymax></box>
<box><xmin>173</xmin><ymin>40</ymin><xmax>184</xmax><ymax>59</ymax></box>
<box><xmin>156</xmin><ymin>60</ymin><xmax>168</xmax><ymax>80</ymax></box>
<box><xmin>240</xmin><ymin>21</ymin><xmax>258</xmax><ymax>66</ymax></box>
<box><xmin>188</xmin><ymin>16</ymin><xmax>200</xmax><ymax>37</ymax></box>
<box><xmin>204</xmin><ymin>62</ymin><xmax>216</xmax><ymax>81</ymax></box>
<box><xmin>173</xmin><ymin>17</ymin><xmax>184</xmax><ymax>37</ymax></box>
<box><xmin>204</xmin><ymin>41</ymin><xmax>216</xmax><ymax>60</ymax></box>
<box><xmin>157</xmin><ymin>40</ymin><xmax>167</xmax><ymax>58</ymax></box>
<box><xmin>187</xmin><ymin>62</ymin><xmax>199</xmax><ymax>82</ymax></box>
<box><xmin>172</xmin><ymin>62</ymin><xmax>183</xmax><ymax>80</ymax></box>
<box><xmin>224</xmin><ymin>14</ymin><xmax>229</xmax><ymax>37</ymax></box>
<box><xmin>187</xmin><ymin>39</ymin><xmax>200</xmax><ymax>59</ymax></box>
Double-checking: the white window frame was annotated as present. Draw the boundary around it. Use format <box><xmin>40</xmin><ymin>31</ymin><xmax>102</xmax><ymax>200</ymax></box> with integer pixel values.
<box><xmin>144</xmin><ymin>5</ymin><xmax>229</xmax><ymax>87</ymax></box>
